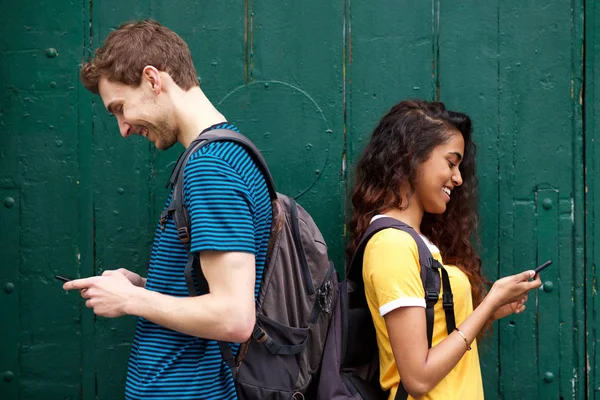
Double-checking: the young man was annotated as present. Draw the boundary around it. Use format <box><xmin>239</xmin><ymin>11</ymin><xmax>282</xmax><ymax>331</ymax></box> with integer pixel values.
<box><xmin>64</xmin><ymin>19</ymin><xmax>272</xmax><ymax>399</ymax></box>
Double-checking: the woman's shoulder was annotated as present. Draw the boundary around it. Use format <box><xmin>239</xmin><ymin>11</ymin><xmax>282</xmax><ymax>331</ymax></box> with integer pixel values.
<box><xmin>365</xmin><ymin>228</ymin><xmax>420</xmax><ymax>255</ymax></box>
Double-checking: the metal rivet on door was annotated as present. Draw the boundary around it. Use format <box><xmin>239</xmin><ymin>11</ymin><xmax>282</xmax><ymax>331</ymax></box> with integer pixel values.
<box><xmin>2</xmin><ymin>371</ymin><xmax>14</xmax><ymax>382</ymax></box>
<box><xmin>4</xmin><ymin>282</ymin><xmax>14</xmax><ymax>294</ymax></box>
<box><xmin>45</xmin><ymin>48</ymin><xmax>58</xmax><ymax>58</ymax></box>
<box><xmin>542</xmin><ymin>281</ymin><xmax>554</xmax><ymax>293</ymax></box>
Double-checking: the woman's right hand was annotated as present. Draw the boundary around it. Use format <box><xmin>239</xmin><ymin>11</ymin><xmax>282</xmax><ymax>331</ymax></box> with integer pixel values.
<box><xmin>486</xmin><ymin>270</ymin><xmax>542</xmax><ymax>312</ymax></box>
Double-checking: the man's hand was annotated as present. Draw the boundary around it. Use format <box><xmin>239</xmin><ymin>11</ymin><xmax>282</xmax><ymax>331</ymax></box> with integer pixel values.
<box><xmin>115</xmin><ymin>268</ymin><xmax>146</xmax><ymax>288</ymax></box>
<box><xmin>63</xmin><ymin>270</ymin><xmax>142</xmax><ymax>318</ymax></box>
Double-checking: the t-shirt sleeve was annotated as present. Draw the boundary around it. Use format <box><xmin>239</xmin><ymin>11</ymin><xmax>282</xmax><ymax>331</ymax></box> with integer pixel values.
<box><xmin>363</xmin><ymin>229</ymin><xmax>425</xmax><ymax>316</ymax></box>
<box><xmin>183</xmin><ymin>152</ymin><xmax>256</xmax><ymax>254</ymax></box>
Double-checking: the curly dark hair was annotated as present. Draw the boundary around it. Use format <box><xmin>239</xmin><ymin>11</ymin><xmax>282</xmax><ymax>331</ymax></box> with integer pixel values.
<box><xmin>347</xmin><ymin>99</ymin><xmax>489</xmax><ymax>322</ymax></box>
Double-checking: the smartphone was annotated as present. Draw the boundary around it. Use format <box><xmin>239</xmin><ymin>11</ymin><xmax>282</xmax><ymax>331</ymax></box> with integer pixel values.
<box><xmin>55</xmin><ymin>275</ymin><xmax>74</xmax><ymax>283</ymax></box>
<box><xmin>534</xmin><ymin>260</ymin><xmax>553</xmax><ymax>275</ymax></box>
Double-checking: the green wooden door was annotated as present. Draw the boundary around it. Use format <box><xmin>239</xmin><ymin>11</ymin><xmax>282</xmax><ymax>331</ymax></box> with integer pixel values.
<box><xmin>586</xmin><ymin>0</ymin><xmax>600</xmax><ymax>398</ymax></box>
<box><xmin>0</xmin><ymin>0</ymin><xmax>593</xmax><ymax>398</ymax></box>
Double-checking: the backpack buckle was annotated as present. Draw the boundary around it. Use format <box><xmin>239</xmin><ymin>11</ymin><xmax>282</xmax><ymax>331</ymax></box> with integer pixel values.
<box><xmin>252</xmin><ymin>327</ymin><xmax>268</xmax><ymax>344</ymax></box>
<box><xmin>443</xmin><ymin>292</ymin><xmax>454</xmax><ymax>310</ymax></box>
<box><xmin>177</xmin><ymin>227</ymin><xmax>190</xmax><ymax>243</ymax></box>
<box><xmin>425</xmin><ymin>290</ymin><xmax>439</xmax><ymax>305</ymax></box>
<box><xmin>316</xmin><ymin>280</ymin><xmax>333</xmax><ymax>314</ymax></box>
<box><xmin>159</xmin><ymin>210</ymin><xmax>169</xmax><ymax>231</ymax></box>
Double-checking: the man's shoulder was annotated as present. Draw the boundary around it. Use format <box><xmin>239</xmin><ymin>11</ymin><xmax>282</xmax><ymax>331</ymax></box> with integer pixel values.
<box><xmin>189</xmin><ymin>139</ymin><xmax>254</xmax><ymax>168</ymax></box>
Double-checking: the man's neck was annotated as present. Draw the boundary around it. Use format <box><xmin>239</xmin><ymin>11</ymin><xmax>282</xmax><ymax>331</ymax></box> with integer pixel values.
<box><xmin>173</xmin><ymin>87</ymin><xmax>227</xmax><ymax>148</ymax></box>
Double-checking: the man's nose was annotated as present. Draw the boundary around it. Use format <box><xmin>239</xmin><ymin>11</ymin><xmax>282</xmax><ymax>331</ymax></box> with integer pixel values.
<box><xmin>118</xmin><ymin>118</ymin><xmax>131</xmax><ymax>138</ymax></box>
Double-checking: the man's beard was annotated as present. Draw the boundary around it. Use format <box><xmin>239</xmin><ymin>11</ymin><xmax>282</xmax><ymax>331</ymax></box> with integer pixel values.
<box><xmin>149</xmin><ymin>116</ymin><xmax>178</xmax><ymax>150</ymax></box>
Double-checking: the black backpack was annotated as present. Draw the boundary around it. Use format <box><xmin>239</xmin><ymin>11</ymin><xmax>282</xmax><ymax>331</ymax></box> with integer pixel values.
<box><xmin>162</xmin><ymin>129</ymin><xmax>337</xmax><ymax>399</ymax></box>
<box><xmin>316</xmin><ymin>217</ymin><xmax>456</xmax><ymax>400</ymax></box>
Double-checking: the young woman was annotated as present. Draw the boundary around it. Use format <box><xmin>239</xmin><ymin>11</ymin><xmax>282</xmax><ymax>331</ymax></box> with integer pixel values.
<box><xmin>347</xmin><ymin>100</ymin><xmax>542</xmax><ymax>399</ymax></box>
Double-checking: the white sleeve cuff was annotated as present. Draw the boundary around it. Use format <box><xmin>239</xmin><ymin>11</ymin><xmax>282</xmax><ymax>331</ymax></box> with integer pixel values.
<box><xmin>379</xmin><ymin>297</ymin><xmax>426</xmax><ymax>316</ymax></box>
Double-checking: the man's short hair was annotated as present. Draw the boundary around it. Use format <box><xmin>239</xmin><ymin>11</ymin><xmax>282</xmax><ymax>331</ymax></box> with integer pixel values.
<box><xmin>81</xmin><ymin>19</ymin><xmax>199</xmax><ymax>93</ymax></box>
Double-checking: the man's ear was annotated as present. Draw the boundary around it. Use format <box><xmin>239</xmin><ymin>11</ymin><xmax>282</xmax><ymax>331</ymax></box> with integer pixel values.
<box><xmin>142</xmin><ymin>66</ymin><xmax>161</xmax><ymax>94</ymax></box>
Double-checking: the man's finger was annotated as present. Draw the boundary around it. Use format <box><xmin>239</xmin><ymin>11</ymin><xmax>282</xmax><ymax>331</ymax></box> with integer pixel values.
<box><xmin>63</xmin><ymin>277</ymin><xmax>97</xmax><ymax>291</ymax></box>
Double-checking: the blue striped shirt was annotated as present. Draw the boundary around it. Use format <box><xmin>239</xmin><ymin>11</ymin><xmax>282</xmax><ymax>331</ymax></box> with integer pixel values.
<box><xmin>125</xmin><ymin>123</ymin><xmax>272</xmax><ymax>399</ymax></box>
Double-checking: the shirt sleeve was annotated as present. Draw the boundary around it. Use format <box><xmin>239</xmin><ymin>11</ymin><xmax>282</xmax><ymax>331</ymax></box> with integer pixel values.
<box><xmin>363</xmin><ymin>229</ymin><xmax>425</xmax><ymax>316</ymax></box>
<box><xmin>183</xmin><ymin>152</ymin><xmax>256</xmax><ymax>254</ymax></box>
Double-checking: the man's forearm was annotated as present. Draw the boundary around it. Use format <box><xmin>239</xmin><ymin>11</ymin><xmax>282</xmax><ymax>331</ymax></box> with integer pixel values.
<box><xmin>125</xmin><ymin>287</ymin><xmax>254</xmax><ymax>342</ymax></box>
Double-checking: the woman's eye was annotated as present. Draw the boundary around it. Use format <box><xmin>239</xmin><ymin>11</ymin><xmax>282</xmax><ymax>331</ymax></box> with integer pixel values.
<box><xmin>448</xmin><ymin>161</ymin><xmax>456</xmax><ymax>168</ymax></box>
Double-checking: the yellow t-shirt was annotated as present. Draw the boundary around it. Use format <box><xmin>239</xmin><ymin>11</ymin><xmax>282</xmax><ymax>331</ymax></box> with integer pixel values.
<box><xmin>363</xmin><ymin>228</ymin><xmax>484</xmax><ymax>400</ymax></box>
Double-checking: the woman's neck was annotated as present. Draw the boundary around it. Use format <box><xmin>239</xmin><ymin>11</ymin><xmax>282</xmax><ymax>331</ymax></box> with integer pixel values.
<box><xmin>381</xmin><ymin>206</ymin><xmax>424</xmax><ymax>234</ymax></box>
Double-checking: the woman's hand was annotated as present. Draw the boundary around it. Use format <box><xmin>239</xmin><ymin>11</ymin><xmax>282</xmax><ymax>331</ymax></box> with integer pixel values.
<box><xmin>487</xmin><ymin>270</ymin><xmax>541</xmax><ymax>315</ymax></box>
<box><xmin>492</xmin><ymin>295</ymin><xmax>527</xmax><ymax>320</ymax></box>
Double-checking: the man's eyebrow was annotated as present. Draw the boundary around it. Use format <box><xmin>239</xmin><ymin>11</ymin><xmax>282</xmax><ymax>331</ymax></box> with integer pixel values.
<box><xmin>449</xmin><ymin>151</ymin><xmax>463</xmax><ymax>161</ymax></box>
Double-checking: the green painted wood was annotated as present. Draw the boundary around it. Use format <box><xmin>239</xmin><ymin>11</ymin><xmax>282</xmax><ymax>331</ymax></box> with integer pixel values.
<box><xmin>569</xmin><ymin>3</ymin><xmax>586</xmax><ymax>398</ymax></box>
<box><xmin>585</xmin><ymin>0</ymin><xmax>600</xmax><ymax>398</ymax></box>
<box><xmin>79</xmin><ymin>3</ymin><xmax>96</xmax><ymax>399</ymax></box>
<box><xmin>498</xmin><ymin>202</ymin><xmax>538</xmax><ymax>398</ymax></box>
<box><xmin>536</xmin><ymin>189</ymin><xmax>560</xmax><ymax>396</ymax></box>
<box><xmin>436</xmin><ymin>1</ymin><xmax>501</xmax><ymax>396</ymax></box>
<box><xmin>0</xmin><ymin>1</ymin><xmax>591</xmax><ymax>398</ymax></box>
<box><xmin>0</xmin><ymin>189</ymin><xmax>20</xmax><ymax>399</ymax></box>
<box><xmin>496</xmin><ymin>1</ymin><xmax>584</xmax><ymax>398</ymax></box>
<box><xmin>0</xmin><ymin>0</ymin><xmax>86</xmax><ymax>398</ymax></box>
<box><xmin>226</xmin><ymin>0</ymin><xmax>345</xmax><ymax>266</ymax></box>
<box><xmin>346</xmin><ymin>1</ymin><xmax>436</xmax><ymax>170</ymax></box>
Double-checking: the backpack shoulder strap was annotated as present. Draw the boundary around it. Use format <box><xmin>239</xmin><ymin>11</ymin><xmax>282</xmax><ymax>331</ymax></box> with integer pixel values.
<box><xmin>346</xmin><ymin>217</ymin><xmax>448</xmax><ymax>347</ymax></box>
<box><xmin>166</xmin><ymin>128</ymin><xmax>278</xmax><ymax>294</ymax></box>
<box><xmin>189</xmin><ymin>129</ymin><xmax>278</xmax><ymax>200</ymax></box>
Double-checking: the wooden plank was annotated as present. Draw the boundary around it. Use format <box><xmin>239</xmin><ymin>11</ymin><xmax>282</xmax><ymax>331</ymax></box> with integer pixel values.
<box><xmin>585</xmin><ymin>0</ymin><xmax>600</xmax><ymax>397</ymax></box>
<box><xmin>0</xmin><ymin>189</ymin><xmax>20</xmax><ymax>399</ymax></box>
<box><xmin>0</xmin><ymin>0</ymin><xmax>86</xmax><ymax>398</ymax></box>
<box><xmin>346</xmin><ymin>1</ymin><xmax>435</xmax><ymax>168</ymax></box>
<box><xmin>536</xmin><ymin>189</ymin><xmax>560</xmax><ymax>396</ymax></box>
<box><xmin>570</xmin><ymin>0</ymin><xmax>586</xmax><ymax>398</ymax></box>
<box><xmin>79</xmin><ymin>2</ymin><xmax>95</xmax><ymax>400</ymax></box>
<box><xmin>227</xmin><ymin>0</ymin><xmax>346</xmax><ymax>266</ymax></box>
<box><xmin>498</xmin><ymin>201</ymin><xmax>538</xmax><ymax>399</ymax></box>
<box><xmin>498</xmin><ymin>1</ymin><xmax>583</xmax><ymax>398</ymax></box>
<box><xmin>437</xmin><ymin>0</ymin><xmax>500</xmax><ymax>395</ymax></box>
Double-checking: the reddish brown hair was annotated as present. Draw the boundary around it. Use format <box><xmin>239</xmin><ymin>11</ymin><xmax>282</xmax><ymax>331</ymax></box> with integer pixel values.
<box><xmin>347</xmin><ymin>100</ymin><xmax>490</xmax><ymax>332</ymax></box>
<box><xmin>80</xmin><ymin>19</ymin><xmax>198</xmax><ymax>93</ymax></box>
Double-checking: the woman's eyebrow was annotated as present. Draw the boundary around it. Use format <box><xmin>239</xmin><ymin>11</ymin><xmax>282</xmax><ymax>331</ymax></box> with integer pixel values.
<box><xmin>448</xmin><ymin>151</ymin><xmax>463</xmax><ymax>161</ymax></box>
